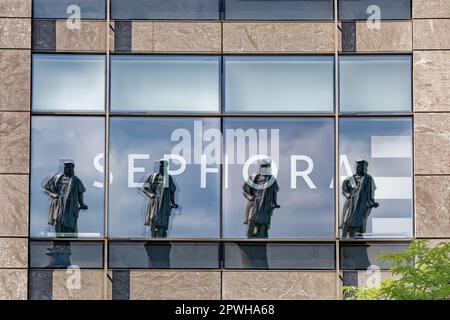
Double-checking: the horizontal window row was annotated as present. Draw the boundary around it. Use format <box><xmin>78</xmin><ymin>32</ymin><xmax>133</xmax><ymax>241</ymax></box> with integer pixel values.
<box><xmin>33</xmin><ymin>0</ymin><xmax>412</xmax><ymax>21</ymax></box>
<box><xmin>30</xmin><ymin>116</ymin><xmax>413</xmax><ymax>240</ymax></box>
<box><xmin>29</xmin><ymin>240</ymin><xmax>409</xmax><ymax>270</ymax></box>
<box><xmin>32</xmin><ymin>54</ymin><xmax>412</xmax><ymax>114</ymax></box>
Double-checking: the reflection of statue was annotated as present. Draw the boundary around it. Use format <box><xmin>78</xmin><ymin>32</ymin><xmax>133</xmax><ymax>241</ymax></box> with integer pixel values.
<box><xmin>243</xmin><ymin>159</ymin><xmax>280</xmax><ymax>238</ymax></box>
<box><xmin>341</xmin><ymin>160</ymin><xmax>379</xmax><ymax>238</ymax></box>
<box><xmin>239</xmin><ymin>244</ymin><xmax>268</xmax><ymax>269</ymax></box>
<box><xmin>46</xmin><ymin>241</ymin><xmax>72</xmax><ymax>268</ymax></box>
<box><xmin>43</xmin><ymin>161</ymin><xmax>88</xmax><ymax>237</ymax></box>
<box><xmin>144</xmin><ymin>242</ymin><xmax>172</xmax><ymax>268</ymax></box>
<box><xmin>143</xmin><ymin>159</ymin><xmax>179</xmax><ymax>238</ymax></box>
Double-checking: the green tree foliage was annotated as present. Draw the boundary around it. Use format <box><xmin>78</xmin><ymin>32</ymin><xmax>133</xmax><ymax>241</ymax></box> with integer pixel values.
<box><xmin>343</xmin><ymin>240</ymin><xmax>450</xmax><ymax>300</ymax></box>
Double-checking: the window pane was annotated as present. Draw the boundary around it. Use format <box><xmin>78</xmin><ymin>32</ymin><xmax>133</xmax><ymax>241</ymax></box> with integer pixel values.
<box><xmin>32</xmin><ymin>54</ymin><xmax>106</xmax><ymax>112</ymax></box>
<box><xmin>223</xmin><ymin>118</ymin><xmax>335</xmax><ymax>239</ymax></box>
<box><xmin>30</xmin><ymin>241</ymin><xmax>104</xmax><ymax>269</ymax></box>
<box><xmin>340</xmin><ymin>243</ymin><xmax>409</xmax><ymax>270</ymax></box>
<box><xmin>30</xmin><ymin>116</ymin><xmax>105</xmax><ymax>238</ymax></box>
<box><xmin>339</xmin><ymin>118</ymin><xmax>413</xmax><ymax>239</ymax></box>
<box><xmin>339</xmin><ymin>55</ymin><xmax>412</xmax><ymax>113</ymax></box>
<box><xmin>33</xmin><ymin>0</ymin><xmax>106</xmax><ymax>19</ymax></box>
<box><xmin>225</xmin><ymin>0</ymin><xmax>334</xmax><ymax>20</ymax></box>
<box><xmin>110</xmin><ymin>56</ymin><xmax>220</xmax><ymax>113</ymax></box>
<box><xmin>111</xmin><ymin>0</ymin><xmax>220</xmax><ymax>20</ymax></box>
<box><xmin>109</xmin><ymin>242</ymin><xmax>219</xmax><ymax>269</ymax></box>
<box><xmin>109</xmin><ymin>117</ymin><xmax>221</xmax><ymax>238</ymax></box>
<box><xmin>224</xmin><ymin>56</ymin><xmax>334</xmax><ymax>113</ymax></box>
<box><xmin>224</xmin><ymin>243</ymin><xmax>335</xmax><ymax>269</ymax></box>
<box><xmin>339</xmin><ymin>0</ymin><xmax>411</xmax><ymax>20</ymax></box>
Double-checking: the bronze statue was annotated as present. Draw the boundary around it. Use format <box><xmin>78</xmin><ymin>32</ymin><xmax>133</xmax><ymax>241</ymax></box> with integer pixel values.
<box><xmin>340</xmin><ymin>160</ymin><xmax>379</xmax><ymax>239</ymax></box>
<box><xmin>243</xmin><ymin>158</ymin><xmax>280</xmax><ymax>238</ymax></box>
<box><xmin>43</xmin><ymin>161</ymin><xmax>88</xmax><ymax>237</ymax></box>
<box><xmin>143</xmin><ymin>159</ymin><xmax>178</xmax><ymax>238</ymax></box>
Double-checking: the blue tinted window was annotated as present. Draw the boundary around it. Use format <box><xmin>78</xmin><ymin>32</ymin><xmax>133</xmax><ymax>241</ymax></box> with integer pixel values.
<box><xmin>30</xmin><ymin>116</ymin><xmax>105</xmax><ymax>238</ymax></box>
<box><xmin>224</xmin><ymin>243</ymin><xmax>335</xmax><ymax>269</ymax></box>
<box><xmin>225</xmin><ymin>56</ymin><xmax>334</xmax><ymax>113</ymax></box>
<box><xmin>109</xmin><ymin>242</ymin><xmax>219</xmax><ymax>269</ymax></box>
<box><xmin>32</xmin><ymin>54</ymin><xmax>106</xmax><ymax>112</ymax></box>
<box><xmin>339</xmin><ymin>0</ymin><xmax>411</xmax><ymax>20</ymax></box>
<box><xmin>339</xmin><ymin>118</ymin><xmax>413</xmax><ymax>239</ymax></box>
<box><xmin>339</xmin><ymin>55</ymin><xmax>412</xmax><ymax>113</ymax></box>
<box><xmin>33</xmin><ymin>0</ymin><xmax>106</xmax><ymax>19</ymax></box>
<box><xmin>223</xmin><ymin>118</ymin><xmax>335</xmax><ymax>239</ymax></box>
<box><xmin>108</xmin><ymin>117</ymin><xmax>221</xmax><ymax>238</ymax></box>
<box><xmin>110</xmin><ymin>56</ymin><xmax>220</xmax><ymax>113</ymax></box>
<box><xmin>30</xmin><ymin>241</ymin><xmax>104</xmax><ymax>269</ymax></box>
<box><xmin>111</xmin><ymin>0</ymin><xmax>220</xmax><ymax>20</ymax></box>
<box><xmin>340</xmin><ymin>243</ymin><xmax>409</xmax><ymax>270</ymax></box>
<box><xmin>225</xmin><ymin>0</ymin><xmax>334</xmax><ymax>20</ymax></box>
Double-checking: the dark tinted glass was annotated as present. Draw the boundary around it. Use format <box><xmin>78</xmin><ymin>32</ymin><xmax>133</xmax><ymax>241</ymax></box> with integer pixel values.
<box><xmin>225</xmin><ymin>0</ymin><xmax>334</xmax><ymax>20</ymax></box>
<box><xmin>339</xmin><ymin>0</ymin><xmax>411</xmax><ymax>20</ymax></box>
<box><xmin>111</xmin><ymin>0</ymin><xmax>220</xmax><ymax>20</ymax></box>
<box><xmin>33</xmin><ymin>0</ymin><xmax>106</xmax><ymax>19</ymax></box>
<box><xmin>340</xmin><ymin>243</ymin><xmax>409</xmax><ymax>270</ymax></box>
<box><xmin>109</xmin><ymin>242</ymin><xmax>219</xmax><ymax>269</ymax></box>
<box><xmin>224</xmin><ymin>243</ymin><xmax>335</xmax><ymax>269</ymax></box>
<box><xmin>30</xmin><ymin>241</ymin><xmax>104</xmax><ymax>269</ymax></box>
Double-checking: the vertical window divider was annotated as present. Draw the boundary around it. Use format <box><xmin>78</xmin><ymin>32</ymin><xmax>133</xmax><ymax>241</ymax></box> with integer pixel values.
<box><xmin>103</xmin><ymin>0</ymin><xmax>111</xmax><ymax>301</ymax></box>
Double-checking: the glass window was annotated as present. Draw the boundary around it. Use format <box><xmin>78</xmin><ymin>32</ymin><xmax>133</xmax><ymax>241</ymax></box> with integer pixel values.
<box><xmin>33</xmin><ymin>0</ymin><xmax>106</xmax><ymax>19</ymax></box>
<box><xmin>109</xmin><ymin>242</ymin><xmax>219</xmax><ymax>269</ymax></box>
<box><xmin>339</xmin><ymin>0</ymin><xmax>411</xmax><ymax>20</ymax></box>
<box><xmin>224</xmin><ymin>243</ymin><xmax>335</xmax><ymax>269</ymax></box>
<box><xmin>108</xmin><ymin>117</ymin><xmax>221</xmax><ymax>238</ymax></box>
<box><xmin>224</xmin><ymin>56</ymin><xmax>334</xmax><ymax>113</ymax></box>
<box><xmin>223</xmin><ymin>118</ymin><xmax>335</xmax><ymax>239</ymax></box>
<box><xmin>110</xmin><ymin>56</ymin><xmax>220</xmax><ymax>113</ymax></box>
<box><xmin>225</xmin><ymin>0</ymin><xmax>334</xmax><ymax>20</ymax></box>
<box><xmin>339</xmin><ymin>55</ymin><xmax>412</xmax><ymax>113</ymax></box>
<box><xmin>30</xmin><ymin>116</ymin><xmax>105</xmax><ymax>238</ymax></box>
<box><xmin>30</xmin><ymin>241</ymin><xmax>104</xmax><ymax>269</ymax></box>
<box><xmin>111</xmin><ymin>0</ymin><xmax>220</xmax><ymax>20</ymax></box>
<box><xmin>340</xmin><ymin>243</ymin><xmax>409</xmax><ymax>270</ymax></box>
<box><xmin>339</xmin><ymin>118</ymin><xmax>413</xmax><ymax>239</ymax></box>
<box><xmin>32</xmin><ymin>54</ymin><xmax>106</xmax><ymax>112</ymax></box>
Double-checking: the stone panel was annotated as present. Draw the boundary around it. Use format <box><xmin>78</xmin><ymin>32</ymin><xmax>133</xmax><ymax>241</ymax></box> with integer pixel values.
<box><xmin>56</xmin><ymin>20</ymin><xmax>107</xmax><ymax>52</ymax></box>
<box><xmin>130</xmin><ymin>271</ymin><xmax>221</xmax><ymax>300</ymax></box>
<box><xmin>416</xmin><ymin>176</ymin><xmax>450</xmax><ymax>238</ymax></box>
<box><xmin>153</xmin><ymin>22</ymin><xmax>221</xmax><ymax>53</ymax></box>
<box><xmin>222</xmin><ymin>271</ymin><xmax>337</xmax><ymax>300</ymax></box>
<box><xmin>413</xmin><ymin>0</ymin><xmax>450</xmax><ymax>19</ymax></box>
<box><xmin>223</xmin><ymin>22</ymin><xmax>335</xmax><ymax>53</ymax></box>
<box><xmin>0</xmin><ymin>269</ymin><xmax>27</xmax><ymax>300</ymax></box>
<box><xmin>0</xmin><ymin>238</ymin><xmax>27</xmax><ymax>268</ymax></box>
<box><xmin>0</xmin><ymin>175</ymin><xmax>28</xmax><ymax>236</ymax></box>
<box><xmin>0</xmin><ymin>18</ymin><xmax>31</xmax><ymax>48</ymax></box>
<box><xmin>0</xmin><ymin>112</ymin><xmax>30</xmax><ymax>174</ymax></box>
<box><xmin>131</xmin><ymin>21</ymin><xmax>153</xmax><ymax>52</ymax></box>
<box><xmin>354</xmin><ymin>21</ymin><xmax>412</xmax><ymax>52</ymax></box>
<box><xmin>0</xmin><ymin>50</ymin><xmax>30</xmax><ymax>111</ymax></box>
<box><xmin>414</xmin><ymin>19</ymin><xmax>450</xmax><ymax>50</ymax></box>
<box><xmin>52</xmin><ymin>270</ymin><xmax>106</xmax><ymax>300</ymax></box>
<box><xmin>414</xmin><ymin>51</ymin><xmax>450</xmax><ymax>112</ymax></box>
<box><xmin>0</xmin><ymin>0</ymin><xmax>31</xmax><ymax>17</ymax></box>
<box><xmin>414</xmin><ymin>113</ymin><xmax>450</xmax><ymax>175</ymax></box>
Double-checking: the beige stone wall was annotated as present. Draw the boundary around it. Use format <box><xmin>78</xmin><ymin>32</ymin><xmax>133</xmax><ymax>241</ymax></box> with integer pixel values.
<box><xmin>413</xmin><ymin>0</ymin><xmax>450</xmax><ymax>241</ymax></box>
<box><xmin>0</xmin><ymin>0</ymin><xmax>30</xmax><ymax>301</ymax></box>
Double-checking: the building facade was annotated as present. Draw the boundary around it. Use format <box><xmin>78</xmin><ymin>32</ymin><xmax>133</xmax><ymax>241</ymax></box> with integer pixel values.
<box><xmin>0</xmin><ymin>0</ymin><xmax>449</xmax><ymax>300</ymax></box>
